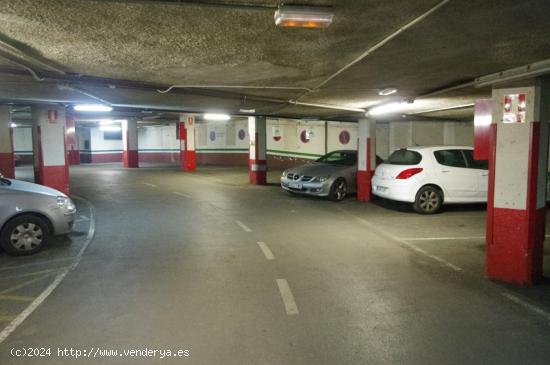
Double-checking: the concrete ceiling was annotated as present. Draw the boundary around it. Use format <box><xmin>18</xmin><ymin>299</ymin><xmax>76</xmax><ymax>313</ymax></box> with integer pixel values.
<box><xmin>1</xmin><ymin>0</ymin><xmax>550</xmax><ymax>122</ymax></box>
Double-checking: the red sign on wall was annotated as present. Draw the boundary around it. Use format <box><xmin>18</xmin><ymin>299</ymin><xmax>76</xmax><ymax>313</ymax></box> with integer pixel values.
<box><xmin>503</xmin><ymin>93</ymin><xmax>526</xmax><ymax>123</ymax></box>
<box><xmin>47</xmin><ymin>110</ymin><xmax>58</xmax><ymax>123</ymax></box>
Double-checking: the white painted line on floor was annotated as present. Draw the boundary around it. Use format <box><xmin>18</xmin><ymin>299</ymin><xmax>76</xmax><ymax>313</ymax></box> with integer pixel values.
<box><xmin>172</xmin><ymin>191</ymin><xmax>192</xmax><ymax>198</ymax></box>
<box><xmin>0</xmin><ymin>257</ymin><xmax>76</xmax><ymax>273</ymax></box>
<box><xmin>337</xmin><ymin>208</ymin><xmax>464</xmax><ymax>273</ymax></box>
<box><xmin>501</xmin><ymin>293</ymin><xmax>550</xmax><ymax>321</ymax></box>
<box><xmin>403</xmin><ymin>236</ymin><xmax>485</xmax><ymax>241</ymax></box>
<box><xmin>236</xmin><ymin>220</ymin><xmax>252</xmax><ymax>233</ymax></box>
<box><xmin>257</xmin><ymin>242</ymin><xmax>275</xmax><ymax>260</ymax></box>
<box><xmin>0</xmin><ymin>195</ymin><xmax>96</xmax><ymax>345</ymax></box>
<box><xmin>276</xmin><ymin>279</ymin><xmax>299</xmax><ymax>315</ymax></box>
<box><xmin>142</xmin><ymin>182</ymin><xmax>157</xmax><ymax>188</ymax></box>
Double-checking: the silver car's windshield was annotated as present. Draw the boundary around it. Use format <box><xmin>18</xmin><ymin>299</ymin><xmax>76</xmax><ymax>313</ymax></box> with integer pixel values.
<box><xmin>316</xmin><ymin>151</ymin><xmax>357</xmax><ymax>166</ymax></box>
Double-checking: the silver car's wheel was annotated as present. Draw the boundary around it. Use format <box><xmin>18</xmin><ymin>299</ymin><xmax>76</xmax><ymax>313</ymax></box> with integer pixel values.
<box><xmin>414</xmin><ymin>186</ymin><xmax>442</xmax><ymax>214</ymax></box>
<box><xmin>1</xmin><ymin>215</ymin><xmax>50</xmax><ymax>255</ymax></box>
<box><xmin>329</xmin><ymin>178</ymin><xmax>347</xmax><ymax>202</ymax></box>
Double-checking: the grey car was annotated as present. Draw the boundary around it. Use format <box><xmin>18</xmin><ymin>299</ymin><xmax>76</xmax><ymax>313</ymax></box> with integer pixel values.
<box><xmin>0</xmin><ymin>174</ymin><xmax>76</xmax><ymax>255</ymax></box>
<box><xmin>281</xmin><ymin>150</ymin><xmax>359</xmax><ymax>201</ymax></box>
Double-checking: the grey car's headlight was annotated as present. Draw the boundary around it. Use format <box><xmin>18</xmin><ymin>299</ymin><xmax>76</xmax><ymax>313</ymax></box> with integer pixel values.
<box><xmin>282</xmin><ymin>170</ymin><xmax>288</xmax><ymax>177</ymax></box>
<box><xmin>57</xmin><ymin>196</ymin><xmax>76</xmax><ymax>212</ymax></box>
<box><xmin>312</xmin><ymin>176</ymin><xmax>329</xmax><ymax>183</ymax></box>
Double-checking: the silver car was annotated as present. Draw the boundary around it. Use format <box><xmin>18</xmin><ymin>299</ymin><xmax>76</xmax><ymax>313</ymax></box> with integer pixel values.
<box><xmin>281</xmin><ymin>150</ymin><xmax>359</xmax><ymax>201</ymax></box>
<box><xmin>0</xmin><ymin>174</ymin><xmax>76</xmax><ymax>255</ymax></box>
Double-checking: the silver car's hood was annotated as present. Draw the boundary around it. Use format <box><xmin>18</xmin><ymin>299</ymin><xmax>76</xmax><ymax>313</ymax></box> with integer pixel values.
<box><xmin>286</xmin><ymin>162</ymin><xmax>351</xmax><ymax>177</ymax></box>
<box><xmin>4</xmin><ymin>179</ymin><xmax>66</xmax><ymax>198</ymax></box>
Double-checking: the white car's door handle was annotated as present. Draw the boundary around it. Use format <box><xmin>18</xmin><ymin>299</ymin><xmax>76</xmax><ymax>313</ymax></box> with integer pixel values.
<box><xmin>481</xmin><ymin>173</ymin><xmax>488</xmax><ymax>176</ymax></box>
<box><xmin>441</xmin><ymin>170</ymin><xmax>450</xmax><ymax>173</ymax></box>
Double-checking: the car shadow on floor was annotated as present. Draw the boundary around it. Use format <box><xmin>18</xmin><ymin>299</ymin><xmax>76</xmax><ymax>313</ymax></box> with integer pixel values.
<box><xmin>371</xmin><ymin>196</ymin><xmax>487</xmax><ymax>215</ymax></box>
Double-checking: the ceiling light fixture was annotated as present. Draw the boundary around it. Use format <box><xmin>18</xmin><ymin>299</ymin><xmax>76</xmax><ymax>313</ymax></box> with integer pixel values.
<box><xmin>204</xmin><ymin>113</ymin><xmax>230</xmax><ymax>121</ymax></box>
<box><xmin>74</xmin><ymin>104</ymin><xmax>113</xmax><ymax>112</ymax></box>
<box><xmin>378</xmin><ymin>88</ymin><xmax>398</xmax><ymax>96</ymax></box>
<box><xmin>10</xmin><ymin>123</ymin><xmax>17</xmax><ymax>128</ymax></box>
<box><xmin>368</xmin><ymin>101</ymin><xmax>411</xmax><ymax>116</ymax></box>
<box><xmin>99</xmin><ymin>125</ymin><xmax>122</xmax><ymax>132</ymax></box>
<box><xmin>274</xmin><ymin>5</ymin><xmax>334</xmax><ymax>29</ymax></box>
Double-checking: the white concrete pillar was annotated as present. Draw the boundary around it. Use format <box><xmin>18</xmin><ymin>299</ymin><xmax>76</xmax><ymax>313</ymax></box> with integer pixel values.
<box><xmin>357</xmin><ymin>118</ymin><xmax>376</xmax><ymax>201</ymax></box>
<box><xmin>122</xmin><ymin>118</ymin><xmax>139</xmax><ymax>168</ymax></box>
<box><xmin>0</xmin><ymin>106</ymin><xmax>14</xmax><ymax>178</ymax></box>
<box><xmin>443</xmin><ymin>122</ymin><xmax>456</xmax><ymax>145</ymax></box>
<box><xmin>248</xmin><ymin>116</ymin><xmax>267</xmax><ymax>185</ymax></box>
<box><xmin>32</xmin><ymin>105</ymin><xmax>69</xmax><ymax>194</ymax></box>
<box><xmin>178</xmin><ymin>114</ymin><xmax>196</xmax><ymax>171</ymax></box>
<box><xmin>486</xmin><ymin>79</ymin><xmax>549</xmax><ymax>285</ymax></box>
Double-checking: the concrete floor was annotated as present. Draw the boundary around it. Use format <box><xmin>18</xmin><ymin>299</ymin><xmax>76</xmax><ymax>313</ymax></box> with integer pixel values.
<box><xmin>1</xmin><ymin>164</ymin><xmax>550</xmax><ymax>364</ymax></box>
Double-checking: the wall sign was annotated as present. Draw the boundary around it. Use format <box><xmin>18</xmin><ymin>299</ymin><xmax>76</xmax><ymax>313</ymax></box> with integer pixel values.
<box><xmin>300</xmin><ymin>130</ymin><xmax>310</xmax><ymax>143</ymax></box>
<box><xmin>48</xmin><ymin>110</ymin><xmax>58</xmax><ymax>123</ymax></box>
<box><xmin>503</xmin><ymin>93</ymin><xmax>526</xmax><ymax>123</ymax></box>
<box><xmin>209</xmin><ymin>130</ymin><xmax>216</xmax><ymax>141</ymax></box>
<box><xmin>339</xmin><ymin>130</ymin><xmax>350</xmax><ymax>145</ymax></box>
<box><xmin>272</xmin><ymin>126</ymin><xmax>282</xmax><ymax>142</ymax></box>
<box><xmin>238</xmin><ymin>129</ymin><xmax>246</xmax><ymax>140</ymax></box>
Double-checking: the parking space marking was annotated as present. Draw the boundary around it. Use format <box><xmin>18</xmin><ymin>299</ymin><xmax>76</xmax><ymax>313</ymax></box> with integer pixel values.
<box><xmin>276</xmin><ymin>279</ymin><xmax>299</xmax><ymax>315</ymax></box>
<box><xmin>172</xmin><ymin>191</ymin><xmax>192</xmax><ymax>198</ymax></box>
<box><xmin>257</xmin><ymin>242</ymin><xmax>275</xmax><ymax>260</ymax></box>
<box><xmin>235</xmin><ymin>220</ymin><xmax>252</xmax><ymax>233</ymax></box>
<box><xmin>0</xmin><ymin>295</ymin><xmax>34</xmax><ymax>302</ymax></box>
<box><xmin>501</xmin><ymin>293</ymin><xmax>550</xmax><ymax>321</ymax></box>
<box><xmin>142</xmin><ymin>182</ymin><xmax>158</xmax><ymax>188</ymax></box>
<box><xmin>403</xmin><ymin>236</ymin><xmax>485</xmax><ymax>241</ymax></box>
<box><xmin>0</xmin><ymin>273</ymin><xmax>57</xmax><ymax>296</ymax></box>
<box><xmin>0</xmin><ymin>195</ymin><xmax>96</xmax><ymax>345</ymax></box>
<box><xmin>0</xmin><ymin>257</ymin><xmax>76</xmax><ymax>273</ymax></box>
<box><xmin>337</xmin><ymin>208</ymin><xmax>464</xmax><ymax>273</ymax></box>
<box><xmin>0</xmin><ymin>268</ymin><xmax>61</xmax><ymax>281</ymax></box>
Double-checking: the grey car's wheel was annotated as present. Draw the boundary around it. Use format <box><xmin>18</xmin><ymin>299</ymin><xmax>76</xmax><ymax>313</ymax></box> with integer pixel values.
<box><xmin>413</xmin><ymin>186</ymin><xmax>443</xmax><ymax>214</ymax></box>
<box><xmin>329</xmin><ymin>178</ymin><xmax>347</xmax><ymax>202</ymax></box>
<box><xmin>0</xmin><ymin>215</ymin><xmax>50</xmax><ymax>256</ymax></box>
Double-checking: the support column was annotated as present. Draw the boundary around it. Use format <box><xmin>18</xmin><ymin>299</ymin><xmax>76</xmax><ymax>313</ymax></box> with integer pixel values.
<box><xmin>248</xmin><ymin>116</ymin><xmax>267</xmax><ymax>185</ymax></box>
<box><xmin>122</xmin><ymin>118</ymin><xmax>139</xmax><ymax>168</ymax></box>
<box><xmin>65</xmin><ymin>114</ymin><xmax>80</xmax><ymax>165</ymax></box>
<box><xmin>179</xmin><ymin>114</ymin><xmax>196</xmax><ymax>172</ymax></box>
<box><xmin>357</xmin><ymin>118</ymin><xmax>376</xmax><ymax>201</ymax></box>
<box><xmin>486</xmin><ymin>80</ymin><xmax>549</xmax><ymax>285</ymax></box>
<box><xmin>32</xmin><ymin>105</ymin><xmax>69</xmax><ymax>194</ymax></box>
<box><xmin>0</xmin><ymin>106</ymin><xmax>15</xmax><ymax>178</ymax></box>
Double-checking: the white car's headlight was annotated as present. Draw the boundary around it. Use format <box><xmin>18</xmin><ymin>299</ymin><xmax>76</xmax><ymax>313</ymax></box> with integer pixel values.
<box><xmin>282</xmin><ymin>170</ymin><xmax>288</xmax><ymax>177</ymax></box>
<box><xmin>57</xmin><ymin>196</ymin><xmax>76</xmax><ymax>212</ymax></box>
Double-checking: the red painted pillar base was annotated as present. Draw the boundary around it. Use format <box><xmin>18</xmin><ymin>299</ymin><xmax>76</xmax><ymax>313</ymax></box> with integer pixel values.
<box><xmin>180</xmin><ymin>150</ymin><xmax>196</xmax><ymax>172</ymax></box>
<box><xmin>68</xmin><ymin>150</ymin><xmax>80</xmax><ymax>165</ymax></box>
<box><xmin>356</xmin><ymin>170</ymin><xmax>374</xmax><ymax>202</ymax></box>
<box><xmin>0</xmin><ymin>152</ymin><xmax>15</xmax><ymax>178</ymax></box>
<box><xmin>123</xmin><ymin>150</ymin><xmax>139</xmax><ymax>168</ymax></box>
<box><xmin>249</xmin><ymin>159</ymin><xmax>267</xmax><ymax>185</ymax></box>
<box><xmin>486</xmin><ymin>207</ymin><xmax>545</xmax><ymax>285</ymax></box>
<box><xmin>37</xmin><ymin>165</ymin><xmax>70</xmax><ymax>195</ymax></box>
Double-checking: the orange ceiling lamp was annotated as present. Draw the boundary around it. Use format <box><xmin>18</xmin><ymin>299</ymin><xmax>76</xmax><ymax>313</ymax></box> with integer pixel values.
<box><xmin>274</xmin><ymin>5</ymin><xmax>334</xmax><ymax>29</ymax></box>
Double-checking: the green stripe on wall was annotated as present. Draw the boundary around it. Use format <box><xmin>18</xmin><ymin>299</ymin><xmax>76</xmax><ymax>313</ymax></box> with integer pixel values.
<box><xmin>267</xmin><ymin>149</ymin><xmax>322</xmax><ymax>158</ymax></box>
<box><xmin>197</xmin><ymin>148</ymin><xmax>248</xmax><ymax>152</ymax></box>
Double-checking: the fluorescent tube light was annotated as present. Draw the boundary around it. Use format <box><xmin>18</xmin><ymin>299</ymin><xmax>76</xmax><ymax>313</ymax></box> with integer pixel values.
<box><xmin>275</xmin><ymin>5</ymin><xmax>334</xmax><ymax>29</ymax></box>
<box><xmin>378</xmin><ymin>88</ymin><xmax>398</xmax><ymax>96</ymax></box>
<box><xmin>204</xmin><ymin>113</ymin><xmax>230</xmax><ymax>121</ymax></box>
<box><xmin>74</xmin><ymin>104</ymin><xmax>113</xmax><ymax>112</ymax></box>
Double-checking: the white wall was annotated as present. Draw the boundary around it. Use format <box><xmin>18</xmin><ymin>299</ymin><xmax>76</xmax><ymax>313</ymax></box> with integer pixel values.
<box><xmin>90</xmin><ymin>127</ymin><xmax>123</xmax><ymax>151</ymax></box>
<box><xmin>13</xmin><ymin>127</ymin><xmax>33</xmax><ymax>153</ymax></box>
<box><xmin>138</xmin><ymin>125</ymin><xmax>179</xmax><ymax>151</ymax></box>
<box><xmin>196</xmin><ymin>118</ymin><xmax>249</xmax><ymax>151</ymax></box>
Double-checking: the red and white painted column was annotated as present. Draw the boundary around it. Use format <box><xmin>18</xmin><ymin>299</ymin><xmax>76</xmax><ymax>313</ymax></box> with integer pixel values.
<box><xmin>0</xmin><ymin>106</ymin><xmax>15</xmax><ymax>178</ymax></box>
<box><xmin>248</xmin><ymin>116</ymin><xmax>267</xmax><ymax>185</ymax></box>
<box><xmin>65</xmin><ymin>114</ymin><xmax>80</xmax><ymax>165</ymax></box>
<box><xmin>122</xmin><ymin>118</ymin><xmax>139</xmax><ymax>168</ymax></box>
<box><xmin>178</xmin><ymin>114</ymin><xmax>196</xmax><ymax>172</ymax></box>
<box><xmin>486</xmin><ymin>82</ymin><xmax>549</xmax><ymax>285</ymax></box>
<box><xmin>32</xmin><ymin>105</ymin><xmax>70</xmax><ymax>194</ymax></box>
<box><xmin>357</xmin><ymin>118</ymin><xmax>376</xmax><ymax>201</ymax></box>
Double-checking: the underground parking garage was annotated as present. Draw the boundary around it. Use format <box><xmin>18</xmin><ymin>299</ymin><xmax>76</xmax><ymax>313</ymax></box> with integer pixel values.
<box><xmin>1</xmin><ymin>0</ymin><xmax>550</xmax><ymax>364</ymax></box>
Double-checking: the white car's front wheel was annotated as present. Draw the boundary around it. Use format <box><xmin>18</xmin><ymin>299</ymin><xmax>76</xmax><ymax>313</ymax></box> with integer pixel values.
<box><xmin>413</xmin><ymin>186</ymin><xmax>443</xmax><ymax>214</ymax></box>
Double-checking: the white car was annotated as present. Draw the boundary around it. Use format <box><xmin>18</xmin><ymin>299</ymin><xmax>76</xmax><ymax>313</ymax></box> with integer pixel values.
<box><xmin>372</xmin><ymin>146</ymin><xmax>488</xmax><ymax>214</ymax></box>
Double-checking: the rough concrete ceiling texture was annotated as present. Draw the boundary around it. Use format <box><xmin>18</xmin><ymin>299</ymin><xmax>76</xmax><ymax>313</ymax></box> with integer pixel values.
<box><xmin>0</xmin><ymin>0</ymin><xmax>549</xmax><ymax>122</ymax></box>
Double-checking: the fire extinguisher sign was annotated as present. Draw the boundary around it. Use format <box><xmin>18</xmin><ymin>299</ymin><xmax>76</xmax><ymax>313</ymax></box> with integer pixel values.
<box><xmin>502</xmin><ymin>93</ymin><xmax>526</xmax><ymax>123</ymax></box>
<box><xmin>47</xmin><ymin>110</ymin><xmax>58</xmax><ymax>123</ymax></box>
